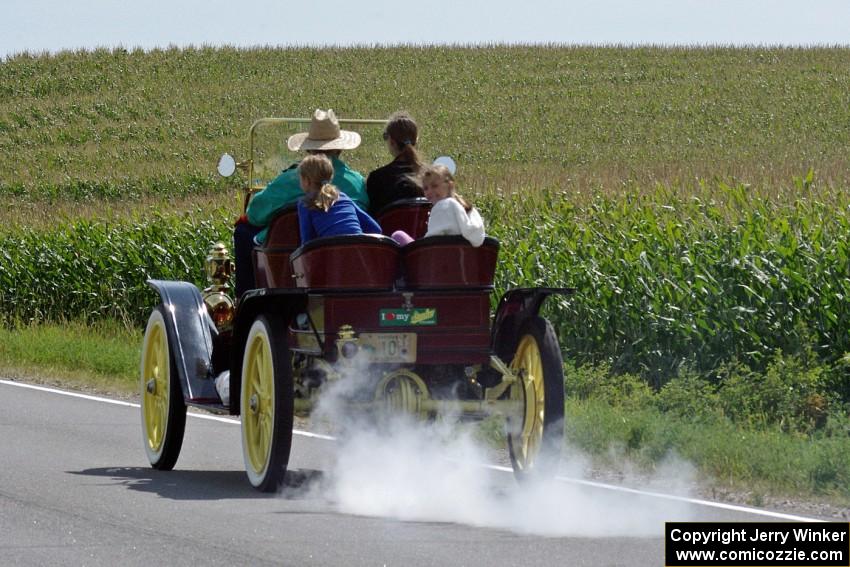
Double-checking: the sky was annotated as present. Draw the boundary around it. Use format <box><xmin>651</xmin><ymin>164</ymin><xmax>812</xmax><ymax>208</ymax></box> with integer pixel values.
<box><xmin>2</xmin><ymin>0</ymin><xmax>849</xmax><ymax>59</ymax></box>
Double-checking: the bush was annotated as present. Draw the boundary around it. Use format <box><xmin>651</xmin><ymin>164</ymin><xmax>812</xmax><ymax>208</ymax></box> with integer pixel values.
<box><xmin>654</xmin><ymin>370</ymin><xmax>722</xmax><ymax>421</ymax></box>
<box><xmin>565</xmin><ymin>361</ymin><xmax>654</xmax><ymax>410</ymax></box>
<box><xmin>716</xmin><ymin>353</ymin><xmax>833</xmax><ymax>433</ymax></box>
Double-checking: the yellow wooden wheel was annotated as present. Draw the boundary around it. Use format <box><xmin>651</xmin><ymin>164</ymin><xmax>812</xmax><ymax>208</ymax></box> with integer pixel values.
<box><xmin>241</xmin><ymin>316</ymin><xmax>293</xmax><ymax>492</ymax></box>
<box><xmin>140</xmin><ymin>306</ymin><xmax>186</xmax><ymax>470</ymax></box>
<box><xmin>506</xmin><ymin>317</ymin><xmax>565</xmax><ymax>480</ymax></box>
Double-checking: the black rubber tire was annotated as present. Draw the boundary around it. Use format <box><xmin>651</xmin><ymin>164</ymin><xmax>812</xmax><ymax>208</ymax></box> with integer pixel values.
<box><xmin>506</xmin><ymin>316</ymin><xmax>565</xmax><ymax>482</ymax></box>
<box><xmin>140</xmin><ymin>305</ymin><xmax>187</xmax><ymax>471</ymax></box>
<box><xmin>240</xmin><ymin>314</ymin><xmax>294</xmax><ymax>492</ymax></box>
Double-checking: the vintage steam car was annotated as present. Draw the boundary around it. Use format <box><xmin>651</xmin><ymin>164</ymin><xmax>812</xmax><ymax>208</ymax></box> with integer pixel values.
<box><xmin>140</xmin><ymin>117</ymin><xmax>572</xmax><ymax>491</ymax></box>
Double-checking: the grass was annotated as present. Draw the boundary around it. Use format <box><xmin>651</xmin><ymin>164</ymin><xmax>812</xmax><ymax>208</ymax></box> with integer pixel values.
<box><xmin>566</xmin><ymin>398</ymin><xmax>850</xmax><ymax>501</ymax></box>
<box><xmin>0</xmin><ymin>320</ymin><xmax>139</xmax><ymax>394</ymax></box>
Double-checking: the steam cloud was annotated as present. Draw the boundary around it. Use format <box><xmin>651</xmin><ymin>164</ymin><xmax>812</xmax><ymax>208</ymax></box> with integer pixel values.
<box><xmin>298</xmin><ymin>358</ymin><xmax>697</xmax><ymax>538</ymax></box>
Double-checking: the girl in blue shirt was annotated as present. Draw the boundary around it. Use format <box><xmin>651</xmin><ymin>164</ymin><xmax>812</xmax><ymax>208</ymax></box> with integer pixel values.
<box><xmin>297</xmin><ymin>154</ymin><xmax>382</xmax><ymax>243</ymax></box>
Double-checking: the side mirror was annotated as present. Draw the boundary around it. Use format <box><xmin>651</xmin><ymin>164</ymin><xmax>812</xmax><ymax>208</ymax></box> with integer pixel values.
<box><xmin>432</xmin><ymin>156</ymin><xmax>457</xmax><ymax>175</ymax></box>
<box><xmin>217</xmin><ymin>153</ymin><xmax>237</xmax><ymax>177</ymax></box>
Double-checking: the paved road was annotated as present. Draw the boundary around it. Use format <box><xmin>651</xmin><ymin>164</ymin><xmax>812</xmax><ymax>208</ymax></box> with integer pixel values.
<box><xmin>0</xmin><ymin>380</ymin><xmax>821</xmax><ymax>566</ymax></box>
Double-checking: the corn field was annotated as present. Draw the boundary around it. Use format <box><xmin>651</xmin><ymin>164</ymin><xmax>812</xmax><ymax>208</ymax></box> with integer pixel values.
<box><xmin>3</xmin><ymin>181</ymin><xmax>849</xmax><ymax>388</ymax></box>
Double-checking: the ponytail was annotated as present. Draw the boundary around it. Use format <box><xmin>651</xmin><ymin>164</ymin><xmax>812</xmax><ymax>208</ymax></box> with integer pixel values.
<box><xmin>398</xmin><ymin>142</ymin><xmax>423</xmax><ymax>173</ymax></box>
<box><xmin>310</xmin><ymin>182</ymin><xmax>339</xmax><ymax>212</ymax></box>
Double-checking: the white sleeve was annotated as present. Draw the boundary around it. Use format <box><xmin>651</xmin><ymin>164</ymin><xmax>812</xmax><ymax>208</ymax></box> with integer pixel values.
<box><xmin>461</xmin><ymin>207</ymin><xmax>486</xmax><ymax>247</ymax></box>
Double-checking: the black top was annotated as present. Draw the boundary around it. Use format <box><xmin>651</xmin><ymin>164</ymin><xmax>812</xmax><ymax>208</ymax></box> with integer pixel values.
<box><xmin>366</xmin><ymin>156</ymin><xmax>423</xmax><ymax>215</ymax></box>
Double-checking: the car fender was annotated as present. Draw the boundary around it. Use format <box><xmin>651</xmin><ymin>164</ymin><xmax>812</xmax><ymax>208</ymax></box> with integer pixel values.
<box><xmin>147</xmin><ymin>279</ymin><xmax>219</xmax><ymax>404</ymax></box>
<box><xmin>491</xmin><ymin>287</ymin><xmax>575</xmax><ymax>360</ymax></box>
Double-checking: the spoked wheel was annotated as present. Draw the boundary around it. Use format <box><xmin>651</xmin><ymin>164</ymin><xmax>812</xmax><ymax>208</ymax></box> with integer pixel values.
<box><xmin>506</xmin><ymin>316</ymin><xmax>565</xmax><ymax>481</ymax></box>
<box><xmin>241</xmin><ymin>315</ymin><xmax>294</xmax><ymax>492</ymax></box>
<box><xmin>375</xmin><ymin>369</ymin><xmax>429</xmax><ymax>420</ymax></box>
<box><xmin>140</xmin><ymin>305</ymin><xmax>187</xmax><ymax>470</ymax></box>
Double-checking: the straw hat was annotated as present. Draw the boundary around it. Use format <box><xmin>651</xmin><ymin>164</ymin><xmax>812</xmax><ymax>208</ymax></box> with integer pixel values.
<box><xmin>287</xmin><ymin>109</ymin><xmax>361</xmax><ymax>151</ymax></box>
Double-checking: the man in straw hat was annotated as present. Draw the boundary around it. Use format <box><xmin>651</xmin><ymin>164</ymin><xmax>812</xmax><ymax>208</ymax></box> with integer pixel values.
<box><xmin>233</xmin><ymin>109</ymin><xmax>369</xmax><ymax>297</ymax></box>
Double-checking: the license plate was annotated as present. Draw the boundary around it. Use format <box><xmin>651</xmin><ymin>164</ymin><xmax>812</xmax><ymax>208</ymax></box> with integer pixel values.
<box><xmin>359</xmin><ymin>333</ymin><xmax>416</xmax><ymax>363</ymax></box>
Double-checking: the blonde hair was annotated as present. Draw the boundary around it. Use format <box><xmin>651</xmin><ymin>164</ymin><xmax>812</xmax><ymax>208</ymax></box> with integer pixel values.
<box><xmin>420</xmin><ymin>164</ymin><xmax>472</xmax><ymax>212</ymax></box>
<box><xmin>298</xmin><ymin>154</ymin><xmax>339</xmax><ymax>212</ymax></box>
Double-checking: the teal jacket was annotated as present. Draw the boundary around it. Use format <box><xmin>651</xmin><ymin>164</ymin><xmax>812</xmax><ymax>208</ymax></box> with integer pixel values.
<box><xmin>246</xmin><ymin>156</ymin><xmax>368</xmax><ymax>244</ymax></box>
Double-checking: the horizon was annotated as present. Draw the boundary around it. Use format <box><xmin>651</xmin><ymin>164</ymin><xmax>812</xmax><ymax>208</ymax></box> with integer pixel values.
<box><xmin>6</xmin><ymin>41</ymin><xmax>850</xmax><ymax>60</ymax></box>
<box><xmin>3</xmin><ymin>0</ymin><xmax>848</xmax><ymax>60</ymax></box>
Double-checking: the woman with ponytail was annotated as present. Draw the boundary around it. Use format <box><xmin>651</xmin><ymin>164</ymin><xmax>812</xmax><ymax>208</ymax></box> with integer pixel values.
<box><xmin>366</xmin><ymin>111</ymin><xmax>425</xmax><ymax>215</ymax></box>
<box><xmin>297</xmin><ymin>154</ymin><xmax>381</xmax><ymax>244</ymax></box>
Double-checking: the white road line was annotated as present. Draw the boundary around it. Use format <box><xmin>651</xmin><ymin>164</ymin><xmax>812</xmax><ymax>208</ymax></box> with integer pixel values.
<box><xmin>0</xmin><ymin>378</ymin><xmax>825</xmax><ymax>522</ymax></box>
<box><xmin>552</xmin><ymin>479</ymin><xmax>825</xmax><ymax>523</ymax></box>
<box><xmin>0</xmin><ymin>379</ymin><xmax>337</xmax><ymax>437</ymax></box>
<box><xmin>0</xmin><ymin>379</ymin><xmax>139</xmax><ymax>407</ymax></box>
<box><xmin>461</xmin><ymin>461</ymin><xmax>823</xmax><ymax>522</ymax></box>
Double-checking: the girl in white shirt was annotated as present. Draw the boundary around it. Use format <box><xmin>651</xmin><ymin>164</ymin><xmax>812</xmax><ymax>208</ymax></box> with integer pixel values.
<box><xmin>392</xmin><ymin>164</ymin><xmax>486</xmax><ymax>247</ymax></box>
